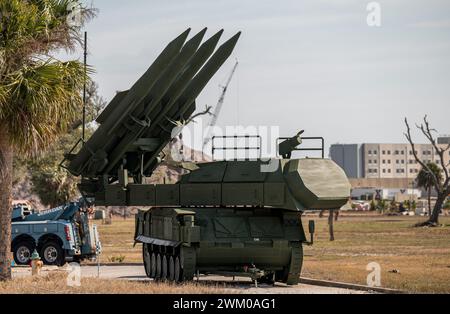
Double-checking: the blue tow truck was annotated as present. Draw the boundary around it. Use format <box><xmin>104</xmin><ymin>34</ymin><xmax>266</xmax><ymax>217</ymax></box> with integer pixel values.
<box><xmin>11</xmin><ymin>201</ymin><xmax>101</xmax><ymax>266</ymax></box>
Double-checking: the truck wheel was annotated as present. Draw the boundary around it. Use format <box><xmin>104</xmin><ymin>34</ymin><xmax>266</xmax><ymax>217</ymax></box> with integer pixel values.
<box><xmin>155</xmin><ymin>253</ymin><xmax>162</xmax><ymax>280</ymax></box>
<box><xmin>13</xmin><ymin>241</ymin><xmax>34</xmax><ymax>265</ymax></box>
<box><xmin>143</xmin><ymin>244</ymin><xmax>151</xmax><ymax>277</ymax></box>
<box><xmin>40</xmin><ymin>241</ymin><xmax>65</xmax><ymax>266</ymax></box>
<box><xmin>162</xmin><ymin>255</ymin><xmax>168</xmax><ymax>281</ymax></box>
<box><xmin>174</xmin><ymin>256</ymin><xmax>182</xmax><ymax>283</ymax></box>
<box><xmin>150</xmin><ymin>253</ymin><xmax>157</xmax><ymax>278</ymax></box>
<box><xmin>168</xmin><ymin>256</ymin><xmax>175</xmax><ymax>281</ymax></box>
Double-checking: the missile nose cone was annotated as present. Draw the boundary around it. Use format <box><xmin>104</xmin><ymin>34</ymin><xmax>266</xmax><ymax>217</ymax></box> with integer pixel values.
<box><xmin>227</xmin><ymin>31</ymin><xmax>242</xmax><ymax>46</ymax></box>
<box><xmin>181</xmin><ymin>28</ymin><xmax>208</xmax><ymax>52</ymax></box>
<box><xmin>168</xmin><ymin>28</ymin><xmax>191</xmax><ymax>48</ymax></box>
<box><xmin>209</xmin><ymin>29</ymin><xmax>224</xmax><ymax>43</ymax></box>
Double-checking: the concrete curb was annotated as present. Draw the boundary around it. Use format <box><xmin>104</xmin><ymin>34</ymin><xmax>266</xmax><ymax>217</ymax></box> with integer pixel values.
<box><xmin>299</xmin><ymin>277</ymin><xmax>407</xmax><ymax>294</ymax></box>
<box><xmin>83</xmin><ymin>262</ymin><xmax>142</xmax><ymax>267</ymax></box>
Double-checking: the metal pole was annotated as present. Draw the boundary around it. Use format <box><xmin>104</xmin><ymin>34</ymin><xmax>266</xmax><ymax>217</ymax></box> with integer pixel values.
<box><xmin>82</xmin><ymin>31</ymin><xmax>87</xmax><ymax>142</ymax></box>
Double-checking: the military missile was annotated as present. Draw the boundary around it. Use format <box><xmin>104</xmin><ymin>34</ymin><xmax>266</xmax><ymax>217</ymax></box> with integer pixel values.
<box><xmin>95</xmin><ymin>90</ymin><xmax>129</xmax><ymax>124</ymax></box>
<box><xmin>144</xmin><ymin>32</ymin><xmax>241</xmax><ymax>150</ymax></box>
<box><xmin>142</xmin><ymin>29</ymin><xmax>225</xmax><ymax>138</ymax></box>
<box><xmin>141</xmin><ymin>32</ymin><xmax>241</xmax><ymax>173</ymax></box>
<box><xmin>116</xmin><ymin>29</ymin><xmax>226</xmax><ymax>175</ymax></box>
<box><xmin>67</xmin><ymin>29</ymin><xmax>191</xmax><ymax>176</ymax></box>
<box><xmin>107</xmin><ymin>28</ymin><xmax>205</xmax><ymax>136</ymax></box>
<box><xmin>102</xmin><ymin>28</ymin><xmax>208</xmax><ymax>174</ymax></box>
<box><xmin>179</xmin><ymin>31</ymin><xmax>241</xmax><ymax>118</ymax></box>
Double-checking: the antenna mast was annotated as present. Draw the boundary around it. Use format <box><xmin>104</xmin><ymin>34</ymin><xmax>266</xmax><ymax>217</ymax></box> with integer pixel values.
<box><xmin>82</xmin><ymin>31</ymin><xmax>87</xmax><ymax>143</ymax></box>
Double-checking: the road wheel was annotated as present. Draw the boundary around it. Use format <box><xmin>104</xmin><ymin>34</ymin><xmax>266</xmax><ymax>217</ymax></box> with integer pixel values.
<box><xmin>168</xmin><ymin>256</ymin><xmax>175</xmax><ymax>281</ymax></box>
<box><xmin>155</xmin><ymin>253</ymin><xmax>162</xmax><ymax>280</ymax></box>
<box><xmin>174</xmin><ymin>256</ymin><xmax>182</xmax><ymax>283</ymax></box>
<box><xmin>162</xmin><ymin>255</ymin><xmax>168</xmax><ymax>281</ymax></box>
<box><xmin>40</xmin><ymin>241</ymin><xmax>65</xmax><ymax>266</ymax></box>
<box><xmin>150</xmin><ymin>253</ymin><xmax>157</xmax><ymax>278</ymax></box>
<box><xmin>143</xmin><ymin>244</ymin><xmax>151</xmax><ymax>277</ymax></box>
<box><xmin>13</xmin><ymin>241</ymin><xmax>34</xmax><ymax>265</ymax></box>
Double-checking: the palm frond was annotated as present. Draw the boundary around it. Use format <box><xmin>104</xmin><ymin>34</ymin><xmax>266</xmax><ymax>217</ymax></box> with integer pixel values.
<box><xmin>0</xmin><ymin>59</ymin><xmax>91</xmax><ymax>155</ymax></box>
<box><xmin>0</xmin><ymin>0</ymin><xmax>97</xmax><ymax>72</ymax></box>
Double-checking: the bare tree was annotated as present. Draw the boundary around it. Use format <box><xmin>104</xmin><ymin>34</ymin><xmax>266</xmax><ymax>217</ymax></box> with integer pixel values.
<box><xmin>328</xmin><ymin>210</ymin><xmax>335</xmax><ymax>241</ymax></box>
<box><xmin>404</xmin><ymin>116</ymin><xmax>450</xmax><ymax>226</ymax></box>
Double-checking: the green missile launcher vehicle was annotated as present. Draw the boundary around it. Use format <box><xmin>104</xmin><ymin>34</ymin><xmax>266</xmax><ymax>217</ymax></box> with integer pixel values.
<box><xmin>63</xmin><ymin>29</ymin><xmax>351</xmax><ymax>285</ymax></box>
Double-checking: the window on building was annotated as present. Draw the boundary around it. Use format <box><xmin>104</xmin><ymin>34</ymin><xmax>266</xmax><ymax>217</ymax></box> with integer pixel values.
<box><xmin>382</xmin><ymin>150</ymin><xmax>386</xmax><ymax>155</ymax></box>
<box><xmin>388</xmin><ymin>169</ymin><xmax>391</xmax><ymax>173</ymax></box>
<box><xmin>368</xmin><ymin>150</ymin><xmax>372</xmax><ymax>155</ymax></box>
<box><xmin>401</xmin><ymin>150</ymin><xmax>404</xmax><ymax>155</ymax></box>
<box><xmin>373</xmin><ymin>169</ymin><xmax>378</xmax><ymax>173</ymax></box>
<box><xmin>394</xmin><ymin>150</ymin><xmax>399</xmax><ymax>155</ymax></box>
<box><xmin>382</xmin><ymin>169</ymin><xmax>386</xmax><ymax>173</ymax></box>
<box><xmin>388</xmin><ymin>160</ymin><xmax>391</xmax><ymax>164</ymax></box>
<box><xmin>387</xmin><ymin>150</ymin><xmax>391</xmax><ymax>155</ymax></box>
<box><xmin>382</xmin><ymin>160</ymin><xmax>385</xmax><ymax>164</ymax></box>
<box><xmin>401</xmin><ymin>160</ymin><xmax>405</xmax><ymax>164</ymax></box>
<box><xmin>368</xmin><ymin>160</ymin><xmax>372</xmax><ymax>164</ymax></box>
<box><xmin>396</xmin><ymin>160</ymin><xmax>399</xmax><ymax>164</ymax></box>
<box><xmin>374</xmin><ymin>160</ymin><xmax>377</xmax><ymax>164</ymax></box>
<box><xmin>374</xmin><ymin>150</ymin><xmax>377</xmax><ymax>155</ymax></box>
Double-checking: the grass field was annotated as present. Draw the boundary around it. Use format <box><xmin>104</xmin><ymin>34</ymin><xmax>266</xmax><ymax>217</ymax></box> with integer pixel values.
<box><xmin>302</xmin><ymin>214</ymin><xmax>450</xmax><ymax>293</ymax></box>
<box><xmin>95</xmin><ymin>214</ymin><xmax>450</xmax><ymax>293</ymax></box>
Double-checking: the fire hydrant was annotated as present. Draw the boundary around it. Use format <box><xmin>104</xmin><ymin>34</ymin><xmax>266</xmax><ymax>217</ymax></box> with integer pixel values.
<box><xmin>31</xmin><ymin>249</ymin><xmax>43</xmax><ymax>276</ymax></box>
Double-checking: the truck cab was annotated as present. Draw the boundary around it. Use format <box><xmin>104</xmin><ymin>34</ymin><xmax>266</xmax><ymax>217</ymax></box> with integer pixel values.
<box><xmin>11</xmin><ymin>201</ymin><xmax>101</xmax><ymax>266</ymax></box>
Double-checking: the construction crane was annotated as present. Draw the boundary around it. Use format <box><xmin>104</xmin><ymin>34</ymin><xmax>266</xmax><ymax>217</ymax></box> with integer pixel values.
<box><xmin>202</xmin><ymin>60</ymin><xmax>239</xmax><ymax>151</ymax></box>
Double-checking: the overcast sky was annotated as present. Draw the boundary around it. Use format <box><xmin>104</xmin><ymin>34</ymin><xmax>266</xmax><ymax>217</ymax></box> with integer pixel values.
<box><xmin>72</xmin><ymin>0</ymin><xmax>450</xmax><ymax>156</ymax></box>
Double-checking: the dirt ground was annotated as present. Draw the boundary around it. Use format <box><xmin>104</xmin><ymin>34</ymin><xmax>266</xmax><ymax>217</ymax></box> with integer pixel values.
<box><xmin>96</xmin><ymin>213</ymin><xmax>450</xmax><ymax>293</ymax></box>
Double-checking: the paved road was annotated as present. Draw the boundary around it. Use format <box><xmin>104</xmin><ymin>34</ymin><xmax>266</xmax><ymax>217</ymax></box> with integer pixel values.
<box><xmin>13</xmin><ymin>265</ymin><xmax>367</xmax><ymax>294</ymax></box>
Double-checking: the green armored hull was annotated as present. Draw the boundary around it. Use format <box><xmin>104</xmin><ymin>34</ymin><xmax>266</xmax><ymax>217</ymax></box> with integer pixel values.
<box><xmin>96</xmin><ymin>159</ymin><xmax>350</xmax><ymax>211</ymax></box>
<box><xmin>131</xmin><ymin>159</ymin><xmax>349</xmax><ymax>284</ymax></box>
<box><xmin>63</xmin><ymin>29</ymin><xmax>351</xmax><ymax>285</ymax></box>
<box><xmin>135</xmin><ymin>207</ymin><xmax>305</xmax><ymax>284</ymax></box>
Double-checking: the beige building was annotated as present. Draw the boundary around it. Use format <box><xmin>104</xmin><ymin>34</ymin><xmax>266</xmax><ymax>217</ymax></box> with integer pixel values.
<box><xmin>362</xmin><ymin>143</ymin><xmax>450</xmax><ymax>179</ymax></box>
<box><xmin>330</xmin><ymin>137</ymin><xmax>450</xmax><ymax>179</ymax></box>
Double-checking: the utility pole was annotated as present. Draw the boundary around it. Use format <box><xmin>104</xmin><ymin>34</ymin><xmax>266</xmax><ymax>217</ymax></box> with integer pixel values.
<box><xmin>82</xmin><ymin>31</ymin><xmax>87</xmax><ymax>143</ymax></box>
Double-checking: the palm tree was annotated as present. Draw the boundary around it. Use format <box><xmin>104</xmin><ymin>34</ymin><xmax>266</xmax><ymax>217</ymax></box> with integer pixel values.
<box><xmin>416</xmin><ymin>162</ymin><xmax>443</xmax><ymax>217</ymax></box>
<box><xmin>0</xmin><ymin>0</ymin><xmax>95</xmax><ymax>280</ymax></box>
